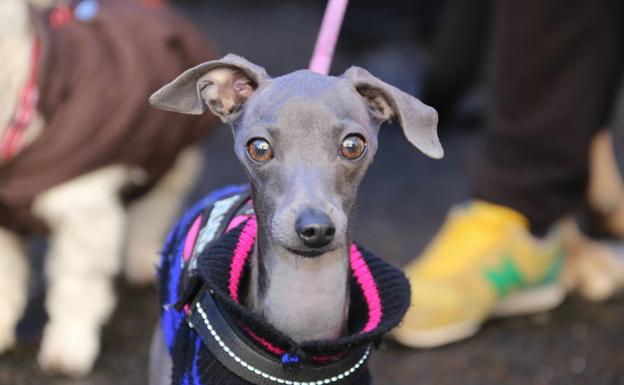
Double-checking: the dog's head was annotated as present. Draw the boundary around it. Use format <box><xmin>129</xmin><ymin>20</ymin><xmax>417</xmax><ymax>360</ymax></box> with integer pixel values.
<box><xmin>151</xmin><ymin>54</ymin><xmax>442</xmax><ymax>257</ymax></box>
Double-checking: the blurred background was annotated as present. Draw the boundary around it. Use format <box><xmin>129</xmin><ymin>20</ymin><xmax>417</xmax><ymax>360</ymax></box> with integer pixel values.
<box><xmin>1</xmin><ymin>0</ymin><xmax>623</xmax><ymax>384</ymax></box>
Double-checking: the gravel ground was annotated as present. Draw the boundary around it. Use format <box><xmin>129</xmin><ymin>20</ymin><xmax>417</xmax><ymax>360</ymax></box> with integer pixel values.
<box><xmin>1</xmin><ymin>2</ymin><xmax>623</xmax><ymax>384</ymax></box>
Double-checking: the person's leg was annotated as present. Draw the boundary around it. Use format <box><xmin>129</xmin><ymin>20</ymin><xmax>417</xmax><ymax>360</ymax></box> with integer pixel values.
<box><xmin>472</xmin><ymin>0</ymin><xmax>622</xmax><ymax>235</ymax></box>
<box><xmin>422</xmin><ymin>0</ymin><xmax>493</xmax><ymax>125</ymax></box>
<box><xmin>393</xmin><ymin>0</ymin><xmax>622</xmax><ymax>348</ymax></box>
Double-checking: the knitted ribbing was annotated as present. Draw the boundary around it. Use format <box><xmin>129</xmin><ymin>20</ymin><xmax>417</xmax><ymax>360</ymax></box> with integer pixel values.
<box><xmin>159</xmin><ymin>186</ymin><xmax>410</xmax><ymax>385</ymax></box>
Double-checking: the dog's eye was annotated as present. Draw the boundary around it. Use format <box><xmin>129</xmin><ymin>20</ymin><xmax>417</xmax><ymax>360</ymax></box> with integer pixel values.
<box><xmin>247</xmin><ymin>138</ymin><xmax>273</xmax><ymax>162</ymax></box>
<box><xmin>340</xmin><ymin>134</ymin><xmax>366</xmax><ymax>160</ymax></box>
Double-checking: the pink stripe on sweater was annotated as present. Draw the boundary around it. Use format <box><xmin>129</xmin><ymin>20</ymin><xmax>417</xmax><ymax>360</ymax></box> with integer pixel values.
<box><xmin>183</xmin><ymin>215</ymin><xmax>203</xmax><ymax>262</ymax></box>
<box><xmin>229</xmin><ymin>216</ymin><xmax>257</xmax><ymax>302</ymax></box>
<box><xmin>243</xmin><ymin>326</ymin><xmax>286</xmax><ymax>355</ymax></box>
<box><xmin>226</xmin><ymin>215</ymin><xmax>250</xmax><ymax>233</ymax></box>
<box><xmin>350</xmin><ymin>244</ymin><xmax>382</xmax><ymax>333</ymax></box>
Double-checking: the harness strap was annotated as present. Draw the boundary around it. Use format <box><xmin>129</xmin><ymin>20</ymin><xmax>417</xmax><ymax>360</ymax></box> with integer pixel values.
<box><xmin>174</xmin><ymin>190</ymin><xmax>252</xmax><ymax>310</ymax></box>
<box><xmin>189</xmin><ymin>290</ymin><xmax>371</xmax><ymax>385</ymax></box>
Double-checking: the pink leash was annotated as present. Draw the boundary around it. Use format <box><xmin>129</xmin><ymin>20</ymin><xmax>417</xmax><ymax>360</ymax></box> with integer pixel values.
<box><xmin>309</xmin><ymin>0</ymin><xmax>349</xmax><ymax>75</ymax></box>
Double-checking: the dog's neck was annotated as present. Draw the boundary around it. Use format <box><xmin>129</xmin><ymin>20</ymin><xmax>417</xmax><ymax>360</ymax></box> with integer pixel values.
<box><xmin>0</xmin><ymin>0</ymin><xmax>43</xmax><ymax>150</ymax></box>
<box><xmin>245</xmin><ymin>205</ymin><xmax>351</xmax><ymax>343</ymax></box>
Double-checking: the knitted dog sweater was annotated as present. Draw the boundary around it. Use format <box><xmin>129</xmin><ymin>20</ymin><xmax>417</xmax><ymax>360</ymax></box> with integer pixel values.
<box><xmin>158</xmin><ymin>185</ymin><xmax>411</xmax><ymax>385</ymax></box>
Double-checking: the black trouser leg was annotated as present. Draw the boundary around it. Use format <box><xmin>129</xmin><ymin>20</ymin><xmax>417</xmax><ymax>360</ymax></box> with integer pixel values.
<box><xmin>471</xmin><ymin>0</ymin><xmax>623</xmax><ymax>235</ymax></box>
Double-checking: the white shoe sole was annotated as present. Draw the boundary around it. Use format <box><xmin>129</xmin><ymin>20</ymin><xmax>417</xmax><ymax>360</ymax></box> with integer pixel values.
<box><xmin>491</xmin><ymin>283</ymin><xmax>566</xmax><ymax>317</ymax></box>
<box><xmin>391</xmin><ymin>283</ymin><xmax>566</xmax><ymax>348</ymax></box>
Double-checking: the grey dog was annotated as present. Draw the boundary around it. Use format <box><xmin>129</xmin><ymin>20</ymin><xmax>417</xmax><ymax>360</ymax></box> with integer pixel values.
<box><xmin>148</xmin><ymin>54</ymin><xmax>443</xmax><ymax>385</ymax></box>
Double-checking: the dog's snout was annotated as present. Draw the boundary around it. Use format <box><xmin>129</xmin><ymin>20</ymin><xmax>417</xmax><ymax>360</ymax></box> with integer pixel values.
<box><xmin>295</xmin><ymin>209</ymin><xmax>335</xmax><ymax>248</ymax></box>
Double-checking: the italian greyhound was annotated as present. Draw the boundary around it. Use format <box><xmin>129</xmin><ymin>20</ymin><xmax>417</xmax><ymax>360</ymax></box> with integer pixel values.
<box><xmin>148</xmin><ymin>54</ymin><xmax>443</xmax><ymax>384</ymax></box>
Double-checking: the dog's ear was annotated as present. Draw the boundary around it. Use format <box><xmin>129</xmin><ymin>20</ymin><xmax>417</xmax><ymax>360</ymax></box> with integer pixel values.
<box><xmin>341</xmin><ymin>66</ymin><xmax>443</xmax><ymax>159</ymax></box>
<box><xmin>149</xmin><ymin>54</ymin><xmax>270</xmax><ymax>122</ymax></box>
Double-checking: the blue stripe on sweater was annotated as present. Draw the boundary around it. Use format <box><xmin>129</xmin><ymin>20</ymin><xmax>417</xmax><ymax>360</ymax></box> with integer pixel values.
<box><xmin>192</xmin><ymin>337</ymin><xmax>202</xmax><ymax>385</ymax></box>
<box><xmin>160</xmin><ymin>185</ymin><xmax>249</xmax><ymax>352</ymax></box>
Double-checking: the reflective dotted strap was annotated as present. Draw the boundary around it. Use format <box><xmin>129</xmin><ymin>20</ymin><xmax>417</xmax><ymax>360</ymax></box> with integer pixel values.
<box><xmin>187</xmin><ymin>192</ymin><xmax>251</xmax><ymax>272</ymax></box>
<box><xmin>188</xmin><ymin>292</ymin><xmax>371</xmax><ymax>385</ymax></box>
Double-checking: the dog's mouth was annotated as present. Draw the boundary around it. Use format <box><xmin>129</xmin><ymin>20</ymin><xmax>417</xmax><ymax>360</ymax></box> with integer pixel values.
<box><xmin>284</xmin><ymin>245</ymin><xmax>339</xmax><ymax>258</ymax></box>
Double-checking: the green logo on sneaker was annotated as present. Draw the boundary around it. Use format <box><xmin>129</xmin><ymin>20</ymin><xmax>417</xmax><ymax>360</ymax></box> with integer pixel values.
<box><xmin>540</xmin><ymin>247</ymin><xmax>564</xmax><ymax>286</ymax></box>
<box><xmin>484</xmin><ymin>254</ymin><xmax>525</xmax><ymax>297</ymax></box>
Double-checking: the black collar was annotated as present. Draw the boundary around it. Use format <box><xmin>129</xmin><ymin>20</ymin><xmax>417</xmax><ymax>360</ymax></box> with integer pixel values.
<box><xmin>188</xmin><ymin>288</ymin><xmax>372</xmax><ymax>385</ymax></box>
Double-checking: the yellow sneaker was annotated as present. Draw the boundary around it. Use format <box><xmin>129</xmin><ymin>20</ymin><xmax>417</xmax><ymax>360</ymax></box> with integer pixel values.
<box><xmin>392</xmin><ymin>201</ymin><xmax>565</xmax><ymax>348</ymax></box>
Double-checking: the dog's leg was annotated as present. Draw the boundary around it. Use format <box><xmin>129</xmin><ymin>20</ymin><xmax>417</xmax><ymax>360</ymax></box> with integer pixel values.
<box><xmin>148</xmin><ymin>323</ymin><xmax>172</xmax><ymax>385</ymax></box>
<box><xmin>561</xmin><ymin>219</ymin><xmax>624</xmax><ymax>301</ymax></box>
<box><xmin>587</xmin><ymin>130</ymin><xmax>624</xmax><ymax>217</ymax></box>
<box><xmin>0</xmin><ymin>228</ymin><xmax>28</xmax><ymax>353</ymax></box>
<box><xmin>587</xmin><ymin>130</ymin><xmax>624</xmax><ymax>237</ymax></box>
<box><xmin>125</xmin><ymin>146</ymin><xmax>203</xmax><ymax>285</ymax></box>
<box><xmin>32</xmin><ymin>166</ymin><xmax>129</xmax><ymax>377</ymax></box>
<box><xmin>560</xmin><ymin>131</ymin><xmax>624</xmax><ymax>302</ymax></box>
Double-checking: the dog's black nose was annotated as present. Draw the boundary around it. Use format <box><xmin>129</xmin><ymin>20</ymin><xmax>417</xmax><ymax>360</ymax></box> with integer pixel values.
<box><xmin>295</xmin><ymin>209</ymin><xmax>335</xmax><ymax>248</ymax></box>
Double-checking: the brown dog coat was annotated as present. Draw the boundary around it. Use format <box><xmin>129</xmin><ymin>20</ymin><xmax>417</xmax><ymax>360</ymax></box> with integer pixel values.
<box><xmin>0</xmin><ymin>0</ymin><xmax>218</xmax><ymax>234</ymax></box>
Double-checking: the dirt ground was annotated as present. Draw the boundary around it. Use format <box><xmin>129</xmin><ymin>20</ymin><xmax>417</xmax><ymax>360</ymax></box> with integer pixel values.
<box><xmin>1</xmin><ymin>2</ymin><xmax>623</xmax><ymax>384</ymax></box>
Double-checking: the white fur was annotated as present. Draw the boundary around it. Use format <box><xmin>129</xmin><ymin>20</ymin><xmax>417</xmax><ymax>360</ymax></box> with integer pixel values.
<box><xmin>0</xmin><ymin>0</ymin><xmax>32</xmax><ymax>137</ymax></box>
<box><xmin>125</xmin><ymin>147</ymin><xmax>203</xmax><ymax>284</ymax></box>
<box><xmin>0</xmin><ymin>0</ymin><xmax>44</xmax><ymax>157</ymax></box>
<box><xmin>0</xmin><ymin>228</ymin><xmax>29</xmax><ymax>353</ymax></box>
<box><xmin>32</xmin><ymin>166</ymin><xmax>130</xmax><ymax>377</ymax></box>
